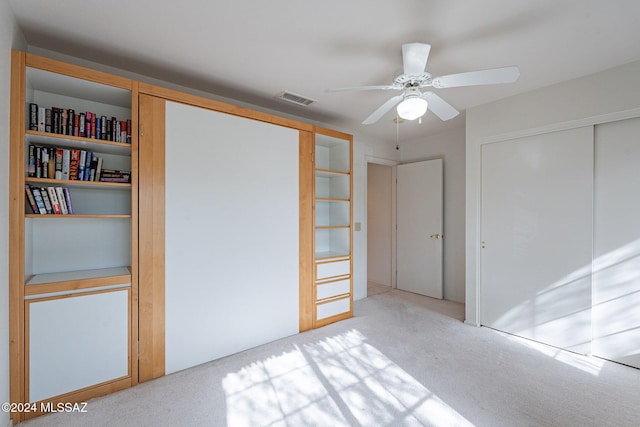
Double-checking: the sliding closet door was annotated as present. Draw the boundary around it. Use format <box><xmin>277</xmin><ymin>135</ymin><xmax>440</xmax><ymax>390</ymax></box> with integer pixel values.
<box><xmin>593</xmin><ymin>117</ymin><xmax>640</xmax><ymax>368</ymax></box>
<box><xmin>164</xmin><ymin>101</ymin><xmax>300</xmax><ymax>374</ymax></box>
<box><xmin>480</xmin><ymin>127</ymin><xmax>593</xmax><ymax>353</ymax></box>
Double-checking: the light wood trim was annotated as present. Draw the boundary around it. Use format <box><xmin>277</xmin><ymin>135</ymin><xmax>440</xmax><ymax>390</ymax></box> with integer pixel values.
<box><xmin>25</xmin><ymin>52</ymin><xmax>133</xmax><ymax>90</ymax></box>
<box><xmin>129</xmin><ymin>80</ymin><xmax>140</xmax><ymax>386</ymax></box>
<box><xmin>299</xmin><ymin>131</ymin><xmax>315</xmax><ymax>332</ymax></box>
<box><xmin>25</xmin><ymin>177</ymin><xmax>131</xmax><ymax>189</ymax></box>
<box><xmin>20</xmin><ymin>376</ymin><xmax>132</xmax><ymax>421</ymax></box>
<box><xmin>26</xmin><ymin>214</ymin><xmax>131</xmax><ymax>219</ymax></box>
<box><xmin>9</xmin><ymin>50</ymin><xmax>26</xmax><ymax>424</ymax></box>
<box><xmin>313</xmin><ymin>125</ymin><xmax>353</xmax><ymax>141</ymax></box>
<box><xmin>315</xmin><ymin>168</ymin><xmax>350</xmax><ymax>175</ymax></box>
<box><xmin>138</xmin><ymin>82</ymin><xmax>314</xmax><ymax>132</ymax></box>
<box><xmin>25</xmin><ymin>130</ymin><xmax>133</xmax><ymax>150</ymax></box>
<box><xmin>24</xmin><ymin>274</ymin><xmax>131</xmax><ymax>297</ymax></box>
<box><xmin>138</xmin><ymin>94</ymin><xmax>166</xmax><ymax>381</ymax></box>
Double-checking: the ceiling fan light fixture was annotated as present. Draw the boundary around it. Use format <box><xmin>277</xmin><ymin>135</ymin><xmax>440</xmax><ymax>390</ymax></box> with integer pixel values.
<box><xmin>397</xmin><ymin>97</ymin><xmax>428</xmax><ymax>121</ymax></box>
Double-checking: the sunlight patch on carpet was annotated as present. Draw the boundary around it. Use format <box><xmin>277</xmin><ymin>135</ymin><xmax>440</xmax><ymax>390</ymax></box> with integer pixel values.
<box><xmin>222</xmin><ymin>329</ymin><xmax>474</xmax><ymax>426</ymax></box>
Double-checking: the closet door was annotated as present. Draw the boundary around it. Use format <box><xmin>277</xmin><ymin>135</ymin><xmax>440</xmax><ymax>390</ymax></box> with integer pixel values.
<box><xmin>480</xmin><ymin>127</ymin><xmax>593</xmax><ymax>353</ymax></box>
<box><xmin>593</xmin><ymin>117</ymin><xmax>640</xmax><ymax>368</ymax></box>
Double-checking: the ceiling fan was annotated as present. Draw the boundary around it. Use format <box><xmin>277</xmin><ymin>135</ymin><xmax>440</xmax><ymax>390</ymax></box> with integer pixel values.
<box><xmin>327</xmin><ymin>43</ymin><xmax>520</xmax><ymax>124</ymax></box>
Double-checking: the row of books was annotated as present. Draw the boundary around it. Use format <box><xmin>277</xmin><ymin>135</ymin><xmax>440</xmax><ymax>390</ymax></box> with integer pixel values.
<box><xmin>29</xmin><ymin>103</ymin><xmax>132</xmax><ymax>144</ymax></box>
<box><xmin>25</xmin><ymin>184</ymin><xmax>73</xmax><ymax>215</ymax></box>
<box><xmin>28</xmin><ymin>144</ymin><xmax>131</xmax><ymax>183</ymax></box>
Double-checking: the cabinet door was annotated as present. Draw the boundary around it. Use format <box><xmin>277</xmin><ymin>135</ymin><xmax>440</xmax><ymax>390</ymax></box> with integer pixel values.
<box><xmin>593</xmin><ymin>118</ymin><xmax>640</xmax><ymax>368</ymax></box>
<box><xmin>28</xmin><ymin>289</ymin><xmax>129</xmax><ymax>402</ymax></box>
<box><xmin>480</xmin><ymin>127</ymin><xmax>593</xmax><ymax>353</ymax></box>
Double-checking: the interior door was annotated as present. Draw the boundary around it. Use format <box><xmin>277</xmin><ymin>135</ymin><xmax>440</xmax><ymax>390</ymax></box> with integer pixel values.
<box><xmin>593</xmin><ymin>117</ymin><xmax>640</xmax><ymax>368</ymax></box>
<box><xmin>396</xmin><ymin>159</ymin><xmax>443</xmax><ymax>298</ymax></box>
<box><xmin>480</xmin><ymin>127</ymin><xmax>593</xmax><ymax>354</ymax></box>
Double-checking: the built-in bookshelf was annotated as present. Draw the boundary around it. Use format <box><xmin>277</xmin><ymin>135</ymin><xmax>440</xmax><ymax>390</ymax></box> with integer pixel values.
<box><xmin>9</xmin><ymin>51</ymin><xmax>138</xmax><ymax>422</ymax></box>
<box><xmin>313</xmin><ymin>129</ymin><xmax>353</xmax><ymax>327</ymax></box>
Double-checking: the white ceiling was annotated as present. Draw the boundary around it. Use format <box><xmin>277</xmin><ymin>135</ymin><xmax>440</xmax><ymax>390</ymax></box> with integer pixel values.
<box><xmin>9</xmin><ymin>0</ymin><xmax>640</xmax><ymax>143</ymax></box>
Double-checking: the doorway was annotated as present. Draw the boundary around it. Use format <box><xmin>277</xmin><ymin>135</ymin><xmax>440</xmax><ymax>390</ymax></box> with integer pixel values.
<box><xmin>367</xmin><ymin>162</ymin><xmax>395</xmax><ymax>296</ymax></box>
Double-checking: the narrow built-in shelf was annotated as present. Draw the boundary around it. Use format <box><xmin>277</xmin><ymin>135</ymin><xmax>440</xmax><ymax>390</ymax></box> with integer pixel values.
<box><xmin>26</xmin><ymin>130</ymin><xmax>132</xmax><ymax>156</ymax></box>
<box><xmin>316</xmin><ymin>197</ymin><xmax>350</xmax><ymax>202</ymax></box>
<box><xmin>25</xmin><ymin>177</ymin><xmax>131</xmax><ymax>189</ymax></box>
<box><xmin>315</xmin><ymin>251</ymin><xmax>350</xmax><ymax>260</ymax></box>
<box><xmin>26</xmin><ymin>214</ymin><xmax>131</xmax><ymax>219</ymax></box>
<box><xmin>315</xmin><ymin>168</ymin><xmax>350</xmax><ymax>177</ymax></box>
<box><xmin>316</xmin><ymin>225</ymin><xmax>350</xmax><ymax>230</ymax></box>
<box><xmin>25</xmin><ymin>266</ymin><xmax>132</xmax><ymax>296</ymax></box>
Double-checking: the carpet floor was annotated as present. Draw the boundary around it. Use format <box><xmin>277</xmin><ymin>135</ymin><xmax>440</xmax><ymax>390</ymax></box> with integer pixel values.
<box><xmin>21</xmin><ymin>287</ymin><xmax>640</xmax><ymax>426</ymax></box>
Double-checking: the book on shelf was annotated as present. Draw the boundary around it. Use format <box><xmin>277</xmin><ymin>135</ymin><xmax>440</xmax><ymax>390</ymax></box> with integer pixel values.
<box><xmin>26</xmin><ymin>102</ymin><xmax>131</xmax><ymax>142</ymax></box>
<box><xmin>61</xmin><ymin>149</ymin><xmax>70</xmax><ymax>180</ymax></box>
<box><xmin>39</xmin><ymin>187</ymin><xmax>53</xmax><ymax>214</ymax></box>
<box><xmin>99</xmin><ymin>169</ymin><xmax>131</xmax><ymax>183</ymax></box>
<box><xmin>63</xmin><ymin>187</ymin><xmax>73</xmax><ymax>214</ymax></box>
<box><xmin>55</xmin><ymin>148</ymin><xmax>63</xmax><ymax>180</ymax></box>
<box><xmin>28</xmin><ymin>187</ymin><xmax>48</xmax><ymax>214</ymax></box>
<box><xmin>25</xmin><ymin>185</ymin><xmax>39</xmax><ymax>214</ymax></box>
<box><xmin>29</xmin><ymin>103</ymin><xmax>38</xmax><ymax>130</ymax></box>
<box><xmin>37</xmin><ymin>107</ymin><xmax>46</xmax><ymax>132</ymax></box>
<box><xmin>55</xmin><ymin>186</ymin><xmax>68</xmax><ymax>214</ymax></box>
<box><xmin>25</xmin><ymin>185</ymin><xmax>73</xmax><ymax>215</ymax></box>
<box><xmin>69</xmin><ymin>149</ymin><xmax>80</xmax><ymax>180</ymax></box>
<box><xmin>46</xmin><ymin>186</ymin><xmax>62</xmax><ymax>214</ymax></box>
<box><xmin>78</xmin><ymin>150</ymin><xmax>87</xmax><ymax>181</ymax></box>
<box><xmin>41</xmin><ymin>147</ymin><xmax>49</xmax><ymax>179</ymax></box>
<box><xmin>27</xmin><ymin>145</ymin><xmax>35</xmax><ymax>177</ymax></box>
<box><xmin>95</xmin><ymin>157</ymin><xmax>103</xmax><ymax>181</ymax></box>
<box><xmin>83</xmin><ymin>151</ymin><xmax>93</xmax><ymax>181</ymax></box>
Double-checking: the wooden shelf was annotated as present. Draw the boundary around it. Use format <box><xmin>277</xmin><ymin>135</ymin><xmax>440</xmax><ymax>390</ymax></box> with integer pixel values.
<box><xmin>316</xmin><ymin>225</ymin><xmax>350</xmax><ymax>230</ymax></box>
<box><xmin>26</xmin><ymin>130</ymin><xmax>132</xmax><ymax>156</ymax></box>
<box><xmin>315</xmin><ymin>168</ymin><xmax>350</xmax><ymax>177</ymax></box>
<box><xmin>26</xmin><ymin>214</ymin><xmax>131</xmax><ymax>219</ymax></box>
<box><xmin>25</xmin><ymin>267</ymin><xmax>132</xmax><ymax>296</ymax></box>
<box><xmin>316</xmin><ymin>197</ymin><xmax>350</xmax><ymax>202</ymax></box>
<box><xmin>315</xmin><ymin>251</ymin><xmax>350</xmax><ymax>260</ymax></box>
<box><xmin>25</xmin><ymin>177</ymin><xmax>131</xmax><ymax>189</ymax></box>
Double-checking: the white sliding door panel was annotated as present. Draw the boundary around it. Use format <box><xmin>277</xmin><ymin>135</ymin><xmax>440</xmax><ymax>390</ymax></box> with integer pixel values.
<box><xmin>593</xmin><ymin>117</ymin><xmax>640</xmax><ymax>368</ymax></box>
<box><xmin>165</xmin><ymin>101</ymin><xmax>299</xmax><ymax>374</ymax></box>
<box><xmin>480</xmin><ymin>127</ymin><xmax>593</xmax><ymax>353</ymax></box>
<box><xmin>397</xmin><ymin>159</ymin><xmax>443</xmax><ymax>299</ymax></box>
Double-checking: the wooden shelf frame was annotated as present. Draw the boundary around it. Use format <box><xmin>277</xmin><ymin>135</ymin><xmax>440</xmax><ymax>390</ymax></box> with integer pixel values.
<box><xmin>9</xmin><ymin>50</ymin><xmax>140</xmax><ymax>424</ymax></box>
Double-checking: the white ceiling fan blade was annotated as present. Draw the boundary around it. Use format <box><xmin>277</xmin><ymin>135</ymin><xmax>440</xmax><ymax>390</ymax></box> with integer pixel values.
<box><xmin>325</xmin><ymin>84</ymin><xmax>397</xmax><ymax>93</ymax></box>
<box><xmin>402</xmin><ymin>43</ymin><xmax>431</xmax><ymax>76</ymax></box>
<box><xmin>432</xmin><ymin>66</ymin><xmax>520</xmax><ymax>88</ymax></box>
<box><xmin>362</xmin><ymin>95</ymin><xmax>403</xmax><ymax>125</ymax></box>
<box><xmin>423</xmin><ymin>91</ymin><xmax>459</xmax><ymax>121</ymax></box>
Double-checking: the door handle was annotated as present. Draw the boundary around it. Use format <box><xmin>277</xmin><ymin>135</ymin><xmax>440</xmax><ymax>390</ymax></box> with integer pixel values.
<box><xmin>430</xmin><ymin>233</ymin><xmax>443</xmax><ymax>239</ymax></box>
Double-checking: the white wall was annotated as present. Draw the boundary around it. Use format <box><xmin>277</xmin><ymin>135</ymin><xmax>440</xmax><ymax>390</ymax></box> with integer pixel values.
<box><xmin>1</xmin><ymin>1</ymin><xmax>25</xmax><ymax>426</ymax></box>
<box><xmin>465</xmin><ymin>59</ymin><xmax>640</xmax><ymax>325</ymax></box>
<box><xmin>400</xmin><ymin>127</ymin><xmax>466</xmax><ymax>303</ymax></box>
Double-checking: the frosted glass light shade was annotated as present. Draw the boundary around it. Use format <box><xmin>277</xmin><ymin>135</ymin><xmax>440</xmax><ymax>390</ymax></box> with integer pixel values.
<box><xmin>397</xmin><ymin>97</ymin><xmax>428</xmax><ymax>120</ymax></box>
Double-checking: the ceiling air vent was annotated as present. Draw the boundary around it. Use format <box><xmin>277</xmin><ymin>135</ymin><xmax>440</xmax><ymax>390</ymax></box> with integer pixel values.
<box><xmin>277</xmin><ymin>91</ymin><xmax>316</xmax><ymax>107</ymax></box>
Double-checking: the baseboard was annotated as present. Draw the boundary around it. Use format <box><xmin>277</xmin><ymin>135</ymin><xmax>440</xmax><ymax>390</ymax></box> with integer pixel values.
<box><xmin>464</xmin><ymin>319</ymin><xmax>480</xmax><ymax>327</ymax></box>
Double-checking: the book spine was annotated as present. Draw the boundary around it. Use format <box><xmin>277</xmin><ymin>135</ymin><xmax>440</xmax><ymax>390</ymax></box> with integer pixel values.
<box><xmin>29</xmin><ymin>103</ymin><xmax>38</xmax><ymax>130</ymax></box>
<box><xmin>63</xmin><ymin>187</ymin><xmax>73</xmax><ymax>214</ymax></box>
<box><xmin>47</xmin><ymin>187</ymin><xmax>62</xmax><ymax>214</ymax></box>
<box><xmin>61</xmin><ymin>109</ymin><xmax>68</xmax><ymax>135</ymax></box>
<box><xmin>40</xmin><ymin>187</ymin><xmax>53</xmax><ymax>214</ymax></box>
<box><xmin>69</xmin><ymin>149</ymin><xmax>80</xmax><ymax>180</ymax></box>
<box><xmin>25</xmin><ymin>185</ymin><xmax>39</xmax><ymax>214</ymax></box>
<box><xmin>45</xmin><ymin>108</ymin><xmax>52</xmax><ymax>133</ymax></box>
<box><xmin>95</xmin><ymin>157</ymin><xmax>103</xmax><ymax>182</ymax></box>
<box><xmin>73</xmin><ymin>113</ymin><xmax>80</xmax><ymax>137</ymax></box>
<box><xmin>55</xmin><ymin>187</ymin><xmax>68</xmax><ymax>214</ymax></box>
<box><xmin>52</xmin><ymin>107</ymin><xmax>60</xmax><ymax>134</ymax></box>
<box><xmin>61</xmin><ymin>149</ymin><xmax>70</xmax><ymax>180</ymax></box>
<box><xmin>79</xmin><ymin>113</ymin><xmax>86</xmax><ymax>137</ymax></box>
<box><xmin>31</xmin><ymin>187</ymin><xmax>48</xmax><ymax>214</ymax></box>
<box><xmin>127</xmin><ymin>119</ymin><xmax>132</xmax><ymax>143</ymax></box>
<box><xmin>35</xmin><ymin>146</ymin><xmax>42</xmax><ymax>178</ymax></box>
<box><xmin>37</xmin><ymin>107</ymin><xmax>46</xmax><ymax>132</ymax></box>
<box><xmin>78</xmin><ymin>150</ymin><xmax>87</xmax><ymax>181</ymax></box>
<box><xmin>67</xmin><ymin>109</ymin><xmax>75</xmax><ymax>136</ymax></box>
<box><xmin>47</xmin><ymin>147</ymin><xmax>56</xmax><ymax>179</ymax></box>
<box><xmin>55</xmin><ymin>148</ymin><xmax>63</xmax><ymax>180</ymax></box>
<box><xmin>27</xmin><ymin>145</ymin><xmax>35</xmax><ymax>177</ymax></box>
<box><xmin>101</xmin><ymin>116</ymin><xmax>107</xmax><ymax>140</ymax></box>
<box><xmin>84</xmin><ymin>151</ymin><xmax>93</xmax><ymax>181</ymax></box>
<box><xmin>41</xmin><ymin>148</ymin><xmax>49</xmax><ymax>179</ymax></box>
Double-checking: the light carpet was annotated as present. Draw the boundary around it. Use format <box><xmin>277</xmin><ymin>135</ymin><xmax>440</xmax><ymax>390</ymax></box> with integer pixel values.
<box><xmin>21</xmin><ymin>288</ymin><xmax>640</xmax><ymax>426</ymax></box>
